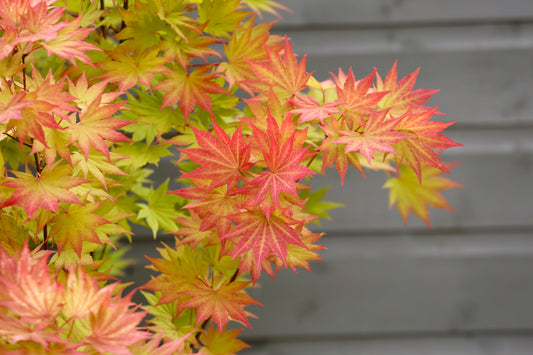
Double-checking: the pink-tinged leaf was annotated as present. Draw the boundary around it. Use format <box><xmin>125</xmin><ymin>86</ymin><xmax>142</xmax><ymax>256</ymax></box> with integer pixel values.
<box><xmin>393</xmin><ymin>107</ymin><xmax>463</xmax><ymax>180</ymax></box>
<box><xmin>2</xmin><ymin>163</ymin><xmax>89</xmax><ymax>218</ymax></box>
<box><xmin>0</xmin><ymin>92</ymin><xmax>31</xmax><ymax>123</ymax></box>
<box><xmin>334</xmin><ymin>110</ymin><xmax>409</xmax><ymax>164</ymax></box>
<box><xmin>375</xmin><ymin>61</ymin><xmax>440</xmax><ymax>114</ymax></box>
<box><xmin>41</xmin><ymin>16</ymin><xmax>101</xmax><ymax>67</ymax></box>
<box><xmin>242</xmin><ymin>36</ymin><xmax>313</xmax><ymax>98</ymax></box>
<box><xmin>85</xmin><ymin>291</ymin><xmax>149</xmax><ymax>355</ymax></box>
<box><xmin>318</xmin><ymin>118</ymin><xmax>364</xmax><ymax>185</ymax></box>
<box><xmin>68</xmin><ymin>96</ymin><xmax>131</xmax><ymax>160</ymax></box>
<box><xmin>234</xmin><ymin>114</ymin><xmax>314</xmax><ymax>217</ymax></box>
<box><xmin>332</xmin><ymin>68</ymin><xmax>389</xmax><ymax>126</ymax></box>
<box><xmin>221</xmin><ymin>208</ymin><xmax>305</xmax><ymax>272</ymax></box>
<box><xmin>289</xmin><ymin>93</ymin><xmax>343</xmax><ymax>124</ymax></box>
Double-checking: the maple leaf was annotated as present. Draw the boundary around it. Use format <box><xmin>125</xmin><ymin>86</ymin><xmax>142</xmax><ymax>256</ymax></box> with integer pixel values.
<box><xmin>71</xmin><ymin>150</ymin><xmax>129</xmax><ymax>190</ymax></box>
<box><xmin>174</xmin><ymin>210</ymin><xmax>217</xmax><ymax>248</ymax></box>
<box><xmin>289</xmin><ymin>93</ymin><xmax>343</xmax><ymax>125</ymax></box>
<box><xmin>67</xmin><ymin>71</ymin><xmax>122</xmax><ymax>111</ymax></box>
<box><xmin>375</xmin><ymin>61</ymin><xmax>439</xmax><ymax>116</ymax></box>
<box><xmin>200</xmin><ymin>325</ymin><xmax>249</xmax><ymax>355</ymax></box>
<box><xmin>143</xmin><ymin>243</ymin><xmax>209</xmax><ymax>305</ymax></box>
<box><xmin>272</xmin><ymin>227</ymin><xmax>325</xmax><ymax>273</ymax></box>
<box><xmin>97</xmin><ymin>44</ymin><xmax>171</xmax><ymax>91</ymax></box>
<box><xmin>180</xmin><ymin>122</ymin><xmax>252</xmax><ymax>190</ymax></box>
<box><xmin>49</xmin><ymin>200</ymin><xmax>111</xmax><ymax>257</ymax></box>
<box><xmin>0</xmin><ymin>92</ymin><xmax>31</xmax><ymax>123</ymax></box>
<box><xmin>181</xmin><ymin>278</ymin><xmax>261</xmax><ymax>330</ymax></box>
<box><xmin>68</xmin><ymin>95</ymin><xmax>131</xmax><ymax>161</ymax></box>
<box><xmin>5</xmin><ymin>0</ymin><xmax>66</xmax><ymax>44</ymax></box>
<box><xmin>41</xmin><ymin>15</ymin><xmax>101</xmax><ymax>67</ymax></box>
<box><xmin>242</xmin><ymin>0</ymin><xmax>291</xmax><ymax>18</ymax></box>
<box><xmin>242</xmin><ymin>36</ymin><xmax>313</xmax><ymax>98</ymax></box>
<box><xmin>334</xmin><ymin>110</ymin><xmax>409</xmax><ymax>164</ymax></box>
<box><xmin>217</xmin><ymin>17</ymin><xmax>283</xmax><ymax>88</ymax></box>
<box><xmin>393</xmin><ymin>107</ymin><xmax>462</xmax><ymax>180</ymax></box>
<box><xmin>318</xmin><ymin>117</ymin><xmax>364</xmax><ymax>184</ymax></box>
<box><xmin>136</xmin><ymin>179</ymin><xmax>181</xmax><ymax>238</ymax></box>
<box><xmin>221</xmin><ymin>208</ymin><xmax>306</xmax><ymax>272</ymax></box>
<box><xmin>62</xmin><ymin>265</ymin><xmax>114</xmax><ymax>320</ymax></box>
<box><xmin>384</xmin><ymin>163</ymin><xmax>463</xmax><ymax>227</ymax></box>
<box><xmin>129</xmin><ymin>331</ymin><xmax>192</xmax><ymax>355</ymax></box>
<box><xmin>172</xmin><ymin>181</ymin><xmax>245</xmax><ymax>236</ymax></box>
<box><xmin>154</xmin><ymin>64</ymin><xmax>228</xmax><ymax>121</ymax></box>
<box><xmin>236</xmin><ymin>114</ymin><xmax>315</xmax><ymax>216</ymax></box>
<box><xmin>332</xmin><ymin>67</ymin><xmax>389</xmax><ymax>127</ymax></box>
<box><xmin>197</xmin><ymin>0</ymin><xmax>248</xmax><ymax>38</ymax></box>
<box><xmin>85</xmin><ymin>291</ymin><xmax>149</xmax><ymax>355</ymax></box>
<box><xmin>2</xmin><ymin>163</ymin><xmax>88</xmax><ymax>218</ymax></box>
<box><xmin>0</xmin><ymin>243</ymin><xmax>62</xmax><ymax>328</ymax></box>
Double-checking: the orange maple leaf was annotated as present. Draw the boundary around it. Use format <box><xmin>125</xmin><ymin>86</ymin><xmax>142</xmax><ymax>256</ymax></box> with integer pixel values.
<box><xmin>375</xmin><ymin>61</ymin><xmax>439</xmax><ymax>115</ymax></box>
<box><xmin>318</xmin><ymin>117</ymin><xmax>364</xmax><ymax>185</ymax></box>
<box><xmin>242</xmin><ymin>36</ymin><xmax>312</xmax><ymax>98</ymax></box>
<box><xmin>181</xmin><ymin>278</ymin><xmax>261</xmax><ymax>330</ymax></box>
<box><xmin>154</xmin><ymin>64</ymin><xmax>228</xmax><ymax>121</ymax></box>
<box><xmin>2</xmin><ymin>163</ymin><xmax>88</xmax><ymax>218</ymax></box>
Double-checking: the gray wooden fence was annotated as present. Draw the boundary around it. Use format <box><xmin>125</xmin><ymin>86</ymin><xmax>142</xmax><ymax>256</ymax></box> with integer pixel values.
<box><xmin>125</xmin><ymin>1</ymin><xmax>533</xmax><ymax>354</ymax></box>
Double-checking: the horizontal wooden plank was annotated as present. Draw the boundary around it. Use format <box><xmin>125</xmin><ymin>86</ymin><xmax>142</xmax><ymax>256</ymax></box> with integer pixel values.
<box><xmin>242</xmin><ymin>335</ymin><xmax>533</xmax><ymax>355</ymax></box>
<box><xmin>273</xmin><ymin>24</ymin><xmax>533</xmax><ymax>126</ymax></box>
<box><xmin>239</xmin><ymin>233</ymin><xmax>533</xmax><ymax>338</ymax></box>
<box><xmin>273</xmin><ymin>0</ymin><xmax>533</xmax><ymax>27</ymax></box>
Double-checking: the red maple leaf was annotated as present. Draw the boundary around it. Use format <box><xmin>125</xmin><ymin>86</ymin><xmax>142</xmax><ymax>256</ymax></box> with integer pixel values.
<box><xmin>221</xmin><ymin>208</ymin><xmax>305</xmax><ymax>272</ymax></box>
<box><xmin>235</xmin><ymin>114</ymin><xmax>315</xmax><ymax>216</ymax></box>
<box><xmin>180</xmin><ymin>122</ymin><xmax>252</xmax><ymax>190</ymax></box>
<box><xmin>334</xmin><ymin>110</ymin><xmax>409</xmax><ymax>164</ymax></box>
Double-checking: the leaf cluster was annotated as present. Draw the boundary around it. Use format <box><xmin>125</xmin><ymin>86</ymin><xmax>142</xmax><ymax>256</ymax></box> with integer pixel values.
<box><xmin>0</xmin><ymin>0</ymin><xmax>461</xmax><ymax>353</ymax></box>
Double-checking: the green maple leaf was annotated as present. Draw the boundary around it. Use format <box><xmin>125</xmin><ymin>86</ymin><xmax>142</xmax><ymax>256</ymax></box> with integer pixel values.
<box><xmin>49</xmin><ymin>200</ymin><xmax>111</xmax><ymax>257</ymax></box>
<box><xmin>300</xmin><ymin>186</ymin><xmax>343</xmax><ymax>225</ymax></box>
<box><xmin>384</xmin><ymin>163</ymin><xmax>462</xmax><ymax>227</ymax></box>
<box><xmin>115</xmin><ymin>142</ymin><xmax>173</xmax><ymax>170</ymax></box>
<box><xmin>136</xmin><ymin>179</ymin><xmax>182</xmax><ymax>238</ymax></box>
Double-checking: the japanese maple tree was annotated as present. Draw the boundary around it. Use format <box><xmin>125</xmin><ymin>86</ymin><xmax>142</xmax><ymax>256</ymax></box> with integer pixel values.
<box><xmin>0</xmin><ymin>0</ymin><xmax>462</xmax><ymax>353</ymax></box>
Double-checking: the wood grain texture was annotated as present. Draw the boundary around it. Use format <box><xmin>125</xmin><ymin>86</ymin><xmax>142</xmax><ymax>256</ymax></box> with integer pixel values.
<box><xmin>274</xmin><ymin>0</ymin><xmax>533</xmax><ymax>27</ymax></box>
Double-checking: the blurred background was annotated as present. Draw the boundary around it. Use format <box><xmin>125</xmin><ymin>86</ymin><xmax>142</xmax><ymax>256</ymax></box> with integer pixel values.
<box><xmin>127</xmin><ymin>1</ymin><xmax>533</xmax><ymax>354</ymax></box>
